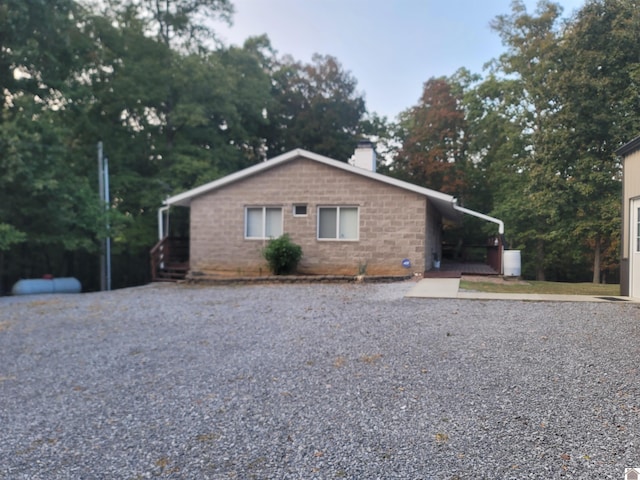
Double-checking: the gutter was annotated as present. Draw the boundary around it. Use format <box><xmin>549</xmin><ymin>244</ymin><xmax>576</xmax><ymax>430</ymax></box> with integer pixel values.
<box><xmin>453</xmin><ymin>205</ymin><xmax>504</xmax><ymax>235</ymax></box>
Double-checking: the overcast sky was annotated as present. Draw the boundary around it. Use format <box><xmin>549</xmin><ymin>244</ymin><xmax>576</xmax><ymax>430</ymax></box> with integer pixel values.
<box><xmin>213</xmin><ymin>0</ymin><xmax>586</xmax><ymax>120</ymax></box>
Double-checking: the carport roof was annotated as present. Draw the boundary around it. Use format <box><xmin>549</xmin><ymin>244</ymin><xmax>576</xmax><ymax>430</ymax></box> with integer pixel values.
<box><xmin>164</xmin><ymin>148</ymin><xmax>463</xmax><ymax>220</ymax></box>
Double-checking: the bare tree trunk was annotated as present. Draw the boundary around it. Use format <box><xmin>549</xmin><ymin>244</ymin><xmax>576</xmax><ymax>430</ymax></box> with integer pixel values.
<box><xmin>536</xmin><ymin>238</ymin><xmax>545</xmax><ymax>281</ymax></box>
<box><xmin>592</xmin><ymin>234</ymin><xmax>601</xmax><ymax>284</ymax></box>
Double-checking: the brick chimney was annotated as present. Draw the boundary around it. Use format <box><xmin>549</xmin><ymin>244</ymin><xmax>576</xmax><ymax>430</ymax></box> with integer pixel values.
<box><xmin>349</xmin><ymin>140</ymin><xmax>377</xmax><ymax>172</ymax></box>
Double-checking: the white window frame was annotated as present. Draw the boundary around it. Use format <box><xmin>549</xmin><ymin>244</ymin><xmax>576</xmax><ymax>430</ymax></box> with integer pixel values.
<box><xmin>293</xmin><ymin>204</ymin><xmax>308</xmax><ymax>217</ymax></box>
<box><xmin>244</xmin><ymin>206</ymin><xmax>283</xmax><ymax>240</ymax></box>
<box><xmin>317</xmin><ymin>206</ymin><xmax>359</xmax><ymax>241</ymax></box>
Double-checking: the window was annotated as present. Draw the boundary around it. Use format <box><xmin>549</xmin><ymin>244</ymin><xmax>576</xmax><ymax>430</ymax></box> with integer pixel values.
<box><xmin>318</xmin><ymin>206</ymin><xmax>358</xmax><ymax>240</ymax></box>
<box><xmin>245</xmin><ymin>207</ymin><xmax>283</xmax><ymax>239</ymax></box>
<box><xmin>293</xmin><ymin>204</ymin><xmax>307</xmax><ymax>216</ymax></box>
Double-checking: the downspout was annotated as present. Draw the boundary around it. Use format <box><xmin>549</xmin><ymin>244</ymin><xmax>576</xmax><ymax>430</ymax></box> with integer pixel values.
<box><xmin>454</xmin><ymin>204</ymin><xmax>505</xmax><ymax>275</ymax></box>
<box><xmin>158</xmin><ymin>205</ymin><xmax>170</xmax><ymax>240</ymax></box>
<box><xmin>453</xmin><ymin>205</ymin><xmax>504</xmax><ymax>235</ymax></box>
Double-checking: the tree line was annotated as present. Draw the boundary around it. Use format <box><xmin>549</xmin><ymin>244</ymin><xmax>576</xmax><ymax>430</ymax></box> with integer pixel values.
<box><xmin>388</xmin><ymin>0</ymin><xmax>640</xmax><ymax>283</ymax></box>
<box><xmin>0</xmin><ymin>0</ymin><xmax>368</xmax><ymax>291</ymax></box>
<box><xmin>0</xmin><ymin>0</ymin><xmax>637</xmax><ymax>291</ymax></box>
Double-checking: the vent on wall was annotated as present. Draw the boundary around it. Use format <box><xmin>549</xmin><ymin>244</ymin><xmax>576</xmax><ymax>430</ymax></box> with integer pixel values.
<box><xmin>293</xmin><ymin>204</ymin><xmax>307</xmax><ymax>216</ymax></box>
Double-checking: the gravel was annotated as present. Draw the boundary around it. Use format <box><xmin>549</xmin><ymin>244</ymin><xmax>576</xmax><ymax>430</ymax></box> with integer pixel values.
<box><xmin>1</xmin><ymin>281</ymin><xmax>640</xmax><ymax>479</ymax></box>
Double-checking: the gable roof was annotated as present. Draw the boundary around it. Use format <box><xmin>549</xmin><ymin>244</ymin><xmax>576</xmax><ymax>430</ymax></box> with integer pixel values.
<box><xmin>164</xmin><ymin>148</ymin><xmax>463</xmax><ymax>220</ymax></box>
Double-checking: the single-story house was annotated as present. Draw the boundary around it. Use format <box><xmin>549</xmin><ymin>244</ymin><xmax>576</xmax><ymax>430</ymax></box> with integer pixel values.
<box><xmin>155</xmin><ymin>142</ymin><xmax>504</xmax><ymax>278</ymax></box>
<box><xmin>617</xmin><ymin>135</ymin><xmax>640</xmax><ymax>297</ymax></box>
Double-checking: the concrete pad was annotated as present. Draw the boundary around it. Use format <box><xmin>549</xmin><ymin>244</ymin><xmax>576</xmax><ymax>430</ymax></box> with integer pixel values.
<box><xmin>405</xmin><ymin>278</ymin><xmax>460</xmax><ymax>298</ymax></box>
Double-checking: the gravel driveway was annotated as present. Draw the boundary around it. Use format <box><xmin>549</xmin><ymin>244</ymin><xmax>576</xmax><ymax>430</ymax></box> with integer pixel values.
<box><xmin>1</xmin><ymin>282</ymin><xmax>640</xmax><ymax>479</ymax></box>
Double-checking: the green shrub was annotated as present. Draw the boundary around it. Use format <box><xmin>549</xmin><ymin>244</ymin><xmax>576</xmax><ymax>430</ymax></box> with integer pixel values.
<box><xmin>262</xmin><ymin>234</ymin><xmax>303</xmax><ymax>275</ymax></box>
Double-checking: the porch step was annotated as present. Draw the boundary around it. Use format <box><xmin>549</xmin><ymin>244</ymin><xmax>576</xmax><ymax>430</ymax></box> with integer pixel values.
<box><xmin>155</xmin><ymin>262</ymin><xmax>189</xmax><ymax>282</ymax></box>
<box><xmin>151</xmin><ymin>236</ymin><xmax>190</xmax><ymax>282</ymax></box>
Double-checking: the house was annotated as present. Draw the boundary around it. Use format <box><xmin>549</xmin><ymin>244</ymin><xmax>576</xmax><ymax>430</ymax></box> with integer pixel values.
<box><xmin>617</xmin><ymin>135</ymin><xmax>640</xmax><ymax>297</ymax></box>
<box><xmin>154</xmin><ymin>142</ymin><xmax>504</xmax><ymax>279</ymax></box>
<box><xmin>626</xmin><ymin>468</ymin><xmax>640</xmax><ymax>480</ymax></box>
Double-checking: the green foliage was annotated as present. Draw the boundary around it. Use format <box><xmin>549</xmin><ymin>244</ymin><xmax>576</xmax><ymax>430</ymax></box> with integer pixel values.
<box><xmin>267</xmin><ymin>54</ymin><xmax>367</xmax><ymax>160</ymax></box>
<box><xmin>394</xmin><ymin>76</ymin><xmax>468</xmax><ymax>197</ymax></box>
<box><xmin>382</xmin><ymin>0</ymin><xmax>640</xmax><ymax>283</ymax></box>
<box><xmin>0</xmin><ymin>224</ymin><xmax>26</xmax><ymax>251</ymax></box>
<box><xmin>0</xmin><ymin>0</ymin><xmax>373</xmax><ymax>291</ymax></box>
<box><xmin>552</xmin><ymin>0</ymin><xmax>639</xmax><ymax>282</ymax></box>
<box><xmin>4</xmin><ymin>0</ymin><xmax>639</xmax><ymax>290</ymax></box>
<box><xmin>485</xmin><ymin>0</ymin><xmax>640</xmax><ymax>282</ymax></box>
<box><xmin>134</xmin><ymin>0</ymin><xmax>234</xmax><ymax>50</ymax></box>
<box><xmin>262</xmin><ymin>234</ymin><xmax>303</xmax><ymax>275</ymax></box>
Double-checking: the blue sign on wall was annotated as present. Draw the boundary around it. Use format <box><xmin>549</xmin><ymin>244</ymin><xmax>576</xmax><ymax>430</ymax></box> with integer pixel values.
<box><xmin>402</xmin><ymin>258</ymin><xmax>411</xmax><ymax>268</ymax></box>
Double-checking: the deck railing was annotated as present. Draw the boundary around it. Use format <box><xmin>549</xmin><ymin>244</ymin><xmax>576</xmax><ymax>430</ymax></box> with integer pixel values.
<box><xmin>150</xmin><ymin>236</ymin><xmax>189</xmax><ymax>281</ymax></box>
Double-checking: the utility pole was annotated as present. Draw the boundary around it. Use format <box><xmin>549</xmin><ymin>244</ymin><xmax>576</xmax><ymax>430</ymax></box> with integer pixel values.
<box><xmin>104</xmin><ymin>156</ymin><xmax>111</xmax><ymax>291</ymax></box>
<box><xmin>98</xmin><ymin>142</ymin><xmax>105</xmax><ymax>291</ymax></box>
<box><xmin>97</xmin><ymin>142</ymin><xmax>111</xmax><ymax>291</ymax></box>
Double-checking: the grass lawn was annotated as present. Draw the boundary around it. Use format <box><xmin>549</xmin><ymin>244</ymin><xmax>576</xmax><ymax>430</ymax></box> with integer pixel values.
<box><xmin>459</xmin><ymin>277</ymin><xmax>621</xmax><ymax>296</ymax></box>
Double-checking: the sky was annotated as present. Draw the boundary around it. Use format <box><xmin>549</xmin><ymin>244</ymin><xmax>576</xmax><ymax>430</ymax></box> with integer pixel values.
<box><xmin>214</xmin><ymin>0</ymin><xmax>586</xmax><ymax>120</ymax></box>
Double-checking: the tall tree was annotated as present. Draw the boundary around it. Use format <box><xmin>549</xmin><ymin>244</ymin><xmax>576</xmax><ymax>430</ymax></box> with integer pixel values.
<box><xmin>0</xmin><ymin>0</ymin><xmax>87</xmax><ymax>96</ymax></box>
<box><xmin>554</xmin><ymin>0</ymin><xmax>640</xmax><ymax>282</ymax></box>
<box><xmin>98</xmin><ymin>0</ymin><xmax>234</xmax><ymax>51</ymax></box>
<box><xmin>461</xmin><ymin>74</ymin><xmax>527</xmax><ymax>215</ymax></box>
<box><xmin>0</xmin><ymin>0</ymin><xmax>110</xmax><ymax>290</ymax></box>
<box><xmin>392</xmin><ymin>76</ymin><xmax>468</xmax><ymax>198</ymax></box>
<box><xmin>490</xmin><ymin>0</ymin><xmax>567</xmax><ymax>280</ymax></box>
<box><xmin>67</xmin><ymin>5</ymin><xmax>273</xmax><ymax>287</ymax></box>
<box><xmin>267</xmin><ymin>54</ymin><xmax>366</xmax><ymax>161</ymax></box>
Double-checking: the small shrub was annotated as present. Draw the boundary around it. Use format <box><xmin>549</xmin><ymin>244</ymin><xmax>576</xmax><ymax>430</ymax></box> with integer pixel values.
<box><xmin>262</xmin><ymin>234</ymin><xmax>302</xmax><ymax>275</ymax></box>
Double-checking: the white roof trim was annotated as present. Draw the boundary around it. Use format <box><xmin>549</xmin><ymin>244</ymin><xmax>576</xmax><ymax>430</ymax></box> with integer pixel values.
<box><xmin>164</xmin><ymin>148</ymin><xmax>462</xmax><ymax>219</ymax></box>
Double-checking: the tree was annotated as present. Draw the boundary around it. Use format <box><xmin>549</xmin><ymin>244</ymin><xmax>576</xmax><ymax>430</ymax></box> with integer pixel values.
<box><xmin>553</xmin><ymin>0</ymin><xmax>640</xmax><ymax>282</ymax></box>
<box><xmin>96</xmin><ymin>0</ymin><xmax>233</xmax><ymax>51</ymax></box>
<box><xmin>357</xmin><ymin>111</ymin><xmax>401</xmax><ymax>177</ymax></box>
<box><xmin>392</xmin><ymin>76</ymin><xmax>468</xmax><ymax>197</ymax></box>
<box><xmin>267</xmin><ymin>54</ymin><xmax>367</xmax><ymax>161</ymax></box>
<box><xmin>0</xmin><ymin>1</ymin><xmax>378</xmax><ymax>291</ymax></box>
<box><xmin>0</xmin><ymin>0</ymin><xmax>88</xmax><ymax>97</ymax></box>
<box><xmin>0</xmin><ymin>96</ymin><xmax>111</xmax><ymax>287</ymax></box>
<box><xmin>0</xmin><ymin>0</ymin><xmax>113</xmax><ymax>291</ymax></box>
<box><xmin>64</xmin><ymin>4</ymin><xmax>276</xmax><ymax>288</ymax></box>
<box><xmin>490</xmin><ymin>0</ymin><xmax>567</xmax><ymax>280</ymax></box>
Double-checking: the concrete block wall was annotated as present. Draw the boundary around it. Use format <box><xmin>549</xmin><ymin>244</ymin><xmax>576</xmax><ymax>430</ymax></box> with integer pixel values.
<box><xmin>189</xmin><ymin>157</ymin><xmax>430</xmax><ymax>276</ymax></box>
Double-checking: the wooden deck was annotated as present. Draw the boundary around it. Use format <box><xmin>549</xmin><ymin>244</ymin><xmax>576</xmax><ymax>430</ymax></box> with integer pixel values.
<box><xmin>423</xmin><ymin>261</ymin><xmax>499</xmax><ymax>278</ymax></box>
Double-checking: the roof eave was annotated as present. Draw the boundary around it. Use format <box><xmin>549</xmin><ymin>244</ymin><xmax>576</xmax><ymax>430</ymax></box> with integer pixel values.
<box><xmin>616</xmin><ymin>135</ymin><xmax>640</xmax><ymax>157</ymax></box>
<box><xmin>163</xmin><ymin>148</ymin><xmax>309</xmax><ymax>206</ymax></box>
<box><xmin>162</xmin><ymin>148</ymin><xmax>462</xmax><ymax>219</ymax></box>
